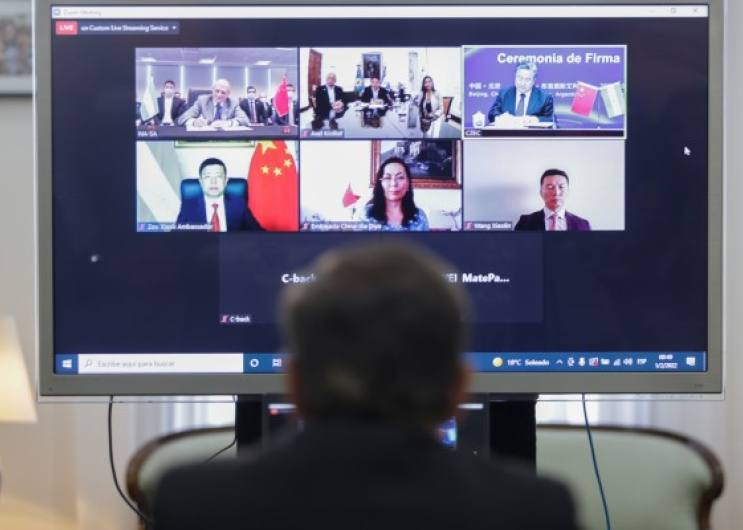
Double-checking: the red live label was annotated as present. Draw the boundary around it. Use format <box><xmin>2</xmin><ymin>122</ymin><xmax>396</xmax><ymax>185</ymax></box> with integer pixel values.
<box><xmin>55</xmin><ymin>21</ymin><xmax>78</xmax><ymax>35</ymax></box>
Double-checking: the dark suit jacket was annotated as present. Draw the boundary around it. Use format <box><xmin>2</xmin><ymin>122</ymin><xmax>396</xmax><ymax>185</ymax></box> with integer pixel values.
<box><xmin>360</xmin><ymin>85</ymin><xmax>392</xmax><ymax>104</ymax></box>
<box><xmin>155</xmin><ymin>96</ymin><xmax>188</xmax><ymax>125</ymax></box>
<box><xmin>240</xmin><ymin>98</ymin><xmax>271</xmax><ymax>124</ymax></box>
<box><xmin>488</xmin><ymin>86</ymin><xmax>554</xmax><ymax>123</ymax></box>
<box><xmin>176</xmin><ymin>194</ymin><xmax>264</xmax><ymax>231</ymax></box>
<box><xmin>275</xmin><ymin>100</ymin><xmax>300</xmax><ymax>126</ymax></box>
<box><xmin>152</xmin><ymin>421</ymin><xmax>577</xmax><ymax>530</ymax></box>
<box><xmin>313</xmin><ymin>85</ymin><xmax>345</xmax><ymax>116</ymax></box>
<box><xmin>514</xmin><ymin>210</ymin><xmax>591</xmax><ymax>231</ymax></box>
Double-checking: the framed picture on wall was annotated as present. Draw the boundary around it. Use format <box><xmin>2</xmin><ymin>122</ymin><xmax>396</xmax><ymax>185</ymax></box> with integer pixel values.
<box><xmin>362</xmin><ymin>52</ymin><xmax>381</xmax><ymax>80</ymax></box>
<box><xmin>0</xmin><ymin>0</ymin><xmax>32</xmax><ymax>95</ymax></box>
<box><xmin>371</xmin><ymin>140</ymin><xmax>461</xmax><ymax>189</ymax></box>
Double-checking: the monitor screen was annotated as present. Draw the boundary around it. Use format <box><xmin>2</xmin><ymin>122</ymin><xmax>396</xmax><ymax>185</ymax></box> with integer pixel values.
<box><xmin>264</xmin><ymin>400</ymin><xmax>489</xmax><ymax>458</ymax></box>
<box><xmin>36</xmin><ymin>1</ymin><xmax>723</xmax><ymax>397</ymax></box>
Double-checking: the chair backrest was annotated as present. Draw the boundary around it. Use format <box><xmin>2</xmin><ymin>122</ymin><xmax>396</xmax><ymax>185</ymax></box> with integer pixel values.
<box><xmin>536</xmin><ymin>424</ymin><xmax>724</xmax><ymax>530</ymax></box>
<box><xmin>127</xmin><ymin>422</ymin><xmax>724</xmax><ymax>530</ymax></box>
<box><xmin>180</xmin><ymin>178</ymin><xmax>247</xmax><ymax>201</ymax></box>
<box><xmin>187</xmin><ymin>87</ymin><xmax>212</xmax><ymax>107</ymax></box>
<box><xmin>126</xmin><ymin>427</ymin><xmax>235</xmax><ymax>523</ymax></box>
<box><xmin>441</xmin><ymin>96</ymin><xmax>453</xmax><ymax>119</ymax></box>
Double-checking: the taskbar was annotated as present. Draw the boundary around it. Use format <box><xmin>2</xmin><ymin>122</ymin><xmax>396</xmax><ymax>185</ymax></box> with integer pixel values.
<box><xmin>54</xmin><ymin>351</ymin><xmax>706</xmax><ymax>375</ymax></box>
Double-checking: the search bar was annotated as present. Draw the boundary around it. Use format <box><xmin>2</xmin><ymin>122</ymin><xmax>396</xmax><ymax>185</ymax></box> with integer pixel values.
<box><xmin>77</xmin><ymin>353</ymin><xmax>243</xmax><ymax>373</ymax></box>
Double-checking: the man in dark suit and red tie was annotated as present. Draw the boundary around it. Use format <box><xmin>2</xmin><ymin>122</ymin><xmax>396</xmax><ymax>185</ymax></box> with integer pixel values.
<box><xmin>514</xmin><ymin>169</ymin><xmax>591</xmax><ymax>231</ymax></box>
<box><xmin>488</xmin><ymin>61</ymin><xmax>554</xmax><ymax>127</ymax></box>
<box><xmin>154</xmin><ymin>80</ymin><xmax>188</xmax><ymax>125</ymax></box>
<box><xmin>240</xmin><ymin>85</ymin><xmax>272</xmax><ymax>125</ymax></box>
<box><xmin>176</xmin><ymin>158</ymin><xmax>263</xmax><ymax>232</ymax></box>
<box><xmin>312</xmin><ymin>72</ymin><xmax>346</xmax><ymax>117</ymax></box>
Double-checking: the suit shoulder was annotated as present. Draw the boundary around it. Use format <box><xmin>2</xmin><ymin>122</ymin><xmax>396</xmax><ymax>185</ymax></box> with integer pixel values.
<box><xmin>470</xmin><ymin>457</ymin><xmax>577</xmax><ymax>523</ymax></box>
<box><xmin>567</xmin><ymin>211</ymin><xmax>591</xmax><ymax>229</ymax></box>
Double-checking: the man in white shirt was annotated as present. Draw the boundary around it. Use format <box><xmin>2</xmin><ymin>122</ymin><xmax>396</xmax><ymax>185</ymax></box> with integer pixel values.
<box><xmin>153</xmin><ymin>80</ymin><xmax>188</xmax><ymax>125</ymax></box>
<box><xmin>313</xmin><ymin>72</ymin><xmax>346</xmax><ymax>117</ymax></box>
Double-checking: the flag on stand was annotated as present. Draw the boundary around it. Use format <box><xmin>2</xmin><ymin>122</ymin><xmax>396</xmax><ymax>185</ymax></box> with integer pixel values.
<box><xmin>342</xmin><ymin>184</ymin><xmax>360</xmax><ymax>208</ymax></box>
<box><xmin>274</xmin><ymin>75</ymin><xmax>290</xmax><ymax>119</ymax></box>
<box><xmin>247</xmin><ymin>141</ymin><xmax>299</xmax><ymax>231</ymax></box>
<box><xmin>382</xmin><ymin>65</ymin><xmax>391</xmax><ymax>91</ymax></box>
<box><xmin>140</xmin><ymin>76</ymin><xmax>159</xmax><ymax>122</ymax></box>
<box><xmin>355</xmin><ymin>64</ymin><xmax>364</xmax><ymax>96</ymax></box>
<box><xmin>600</xmin><ymin>82</ymin><xmax>625</xmax><ymax>118</ymax></box>
<box><xmin>570</xmin><ymin>82</ymin><xmax>599</xmax><ymax>117</ymax></box>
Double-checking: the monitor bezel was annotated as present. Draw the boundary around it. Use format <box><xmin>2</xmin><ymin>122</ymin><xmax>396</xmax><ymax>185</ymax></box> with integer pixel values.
<box><xmin>35</xmin><ymin>0</ymin><xmax>724</xmax><ymax>397</ymax></box>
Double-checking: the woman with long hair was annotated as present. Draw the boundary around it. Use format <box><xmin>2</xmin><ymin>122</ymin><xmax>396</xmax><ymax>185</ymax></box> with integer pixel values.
<box><xmin>366</xmin><ymin>157</ymin><xmax>429</xmax><ymax>231</ymax></box>
<box><xmin>418</xmin><ymin>75</ymin><xmax>444</xmax><ymax>120</ymax></box>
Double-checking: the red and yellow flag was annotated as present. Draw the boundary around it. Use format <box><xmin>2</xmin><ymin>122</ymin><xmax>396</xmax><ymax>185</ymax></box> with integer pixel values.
<box><xmin>247</xmin><ymin>140</ymin><xmax>298</xmax><ymax>231</ymax></box>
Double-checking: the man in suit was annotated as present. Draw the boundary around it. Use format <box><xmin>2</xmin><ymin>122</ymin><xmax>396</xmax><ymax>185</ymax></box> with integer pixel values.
<box><xmin>488</xmin><ymin>61</ymin><xmax>554</xmax><ymax>126</ymax></box>
<box><xmin>152</xmin><ymin>243</ymin><xmax>577</xmax><ymax>530</ymax></box>
<box><xmin>176</xmin><ymin>157</ymin><xmax>263</xmax><ymax>232</ymax></box>
<box><xmin>313</xmin><ymin>72</ymin><xmax>346</xmax><ymax>117</ymax></box>
<box><xmin>239</xmin><ymin>85</ymin><xmax>271</xmax><ymax>125</ymax></box>
<box><xmin>275</xmin><ymin>83</ymin><xmax>300</xmax><ymax>126</ymax></box>
<box><xmin>515</xmin><ymin>169</ymin><xmax>591</xmax><ymax>231</ymax></box>
<box><xmin>153</xmin><ymin>80</ymin><xmax>188</xmax><ymax>125</ymax></box>
<box><xmin>360</xmin><ymin>76</ymin><xmax>392</xmax><ymax>105</ymax></box>
<box><xmin>178</xmin><ymin>78</ymin><xmax>249</xmax><ymax>127</ymax></box>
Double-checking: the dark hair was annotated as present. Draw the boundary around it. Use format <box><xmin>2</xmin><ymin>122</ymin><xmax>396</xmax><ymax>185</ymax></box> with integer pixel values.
<box><xmin>367</xmin><ymin>157</ymin><xmax>419</xmax><ymax>227</ymax></box>
<box><xmin>199</xmin><ymin>157</ymin><xmax>227</xmax><ymax>176</ymax></box>
<box><xmin>281</xmin><ymin>243</ymin><xmax>469</xmax><ymax>427</ymax></box>
<box><xmin>419</xmin><ymin>76</ymin><xmax>437</xmax><ymax>113</ymax></box>
<box><xmin>420</xmin><ymin>75</ymin><xmax>434</xmax><ymax>93</ymax></box>
<box><xmin>247</xmin><ymin>85</ymin><xmax>257</xmax><ymax>92</ymax></box>
<box><xmin>163</xmin><ymin>80</ymin><xmax>176</xmax><ymax>87</ymax></box>
<box><xmin>287</xmin><ymin>84</ymin><xmax>295</xmax><ymax>89</ymax></box>
<box><xmin>515</xmin><ymin>60</ymin><xmax>538</xmax><ymax>77</ymax></box>
<box><xmin>370</xmin><ymin>76</ymin><xmax>380</xmax><ymax>82</ymax></box>
<box><xmin>540</xmin><ymin>168</ymin><xmax>569</xmax><ymax>185</ymax></box>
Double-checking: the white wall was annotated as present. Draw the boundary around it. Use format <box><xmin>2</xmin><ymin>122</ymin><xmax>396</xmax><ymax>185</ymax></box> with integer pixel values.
<box><xmin>0</xmin><ymin>98</ymin><xmax>145</xmax><ymax>529</ymax></box>
<box><xmin>0</xmin><ymin>5</ymin><xmax>741</xmax><ymax>527</ymax></box>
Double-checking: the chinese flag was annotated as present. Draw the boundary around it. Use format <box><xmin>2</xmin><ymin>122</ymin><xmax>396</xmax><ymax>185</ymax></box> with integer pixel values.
<box><xmin>571</xmin><ymin>82</ymin><xmax>599</xmax><ymax>117</ymax></box>
<box><xmin>342</xmin><ymin>184</ymin><xmax>360</xmax><ymax>208</ymax></box>
<box><xmin>274</xmin><ymin>76</ymin><xmax>290</xmax><ymax>118</ymax></box>
<box><xmin>247</xmin><ymin>140</ymin><xmax>298</xmax><ymax>231</ymax></box>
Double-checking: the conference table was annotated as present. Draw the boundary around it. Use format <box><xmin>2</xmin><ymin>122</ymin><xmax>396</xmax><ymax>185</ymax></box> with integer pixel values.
<box><xmin>299</xmin><ymin>101</ymin><xmax>461</xmax><ymax>140</ymax></box>
<box><xmin>135</xmin><ymin>123</ymin><xmax>299</xmax><ymax>140</ymax></box>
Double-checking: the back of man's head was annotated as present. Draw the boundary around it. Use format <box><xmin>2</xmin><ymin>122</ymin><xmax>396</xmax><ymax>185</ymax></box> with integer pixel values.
<box><xmin>280</xmin><ymin>243</ymin><xmax>469</xmax><ymax>429</ymax></box>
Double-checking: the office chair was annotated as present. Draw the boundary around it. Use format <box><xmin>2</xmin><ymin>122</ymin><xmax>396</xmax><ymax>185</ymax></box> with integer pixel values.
<box><xmin>180</xmin><ymin>178</ymin><xmax>247</xmax><ymax>202</ymax></box>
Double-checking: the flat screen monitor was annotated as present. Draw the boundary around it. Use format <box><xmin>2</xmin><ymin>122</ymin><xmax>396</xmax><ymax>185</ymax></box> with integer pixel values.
<box><xmin>35</xmin><ymin>0</ymin><xmax>723</xmax><ymax>397</ymax></box>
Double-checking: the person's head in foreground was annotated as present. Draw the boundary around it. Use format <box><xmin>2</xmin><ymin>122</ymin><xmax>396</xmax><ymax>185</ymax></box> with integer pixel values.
<box><xmin>281</xmin><ymin>242</ymin><xmax>469</xmax><ymax>430</ymax></box>
<box><xmin>152</xmin><ymin>242</ymin><xmax>578</xmax><ymax>530</ymax></box>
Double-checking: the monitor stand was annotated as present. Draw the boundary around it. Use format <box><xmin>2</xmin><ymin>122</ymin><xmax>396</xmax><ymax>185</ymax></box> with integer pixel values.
<box><xmin>235</xmin><ymin>394</ymin><xmax>539</xmax><ymax>470</ymax></box>
<box><xmin>488</xmin><ymin>395</ymin><xmax>538</xmax><ymax>471</ymax></box>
